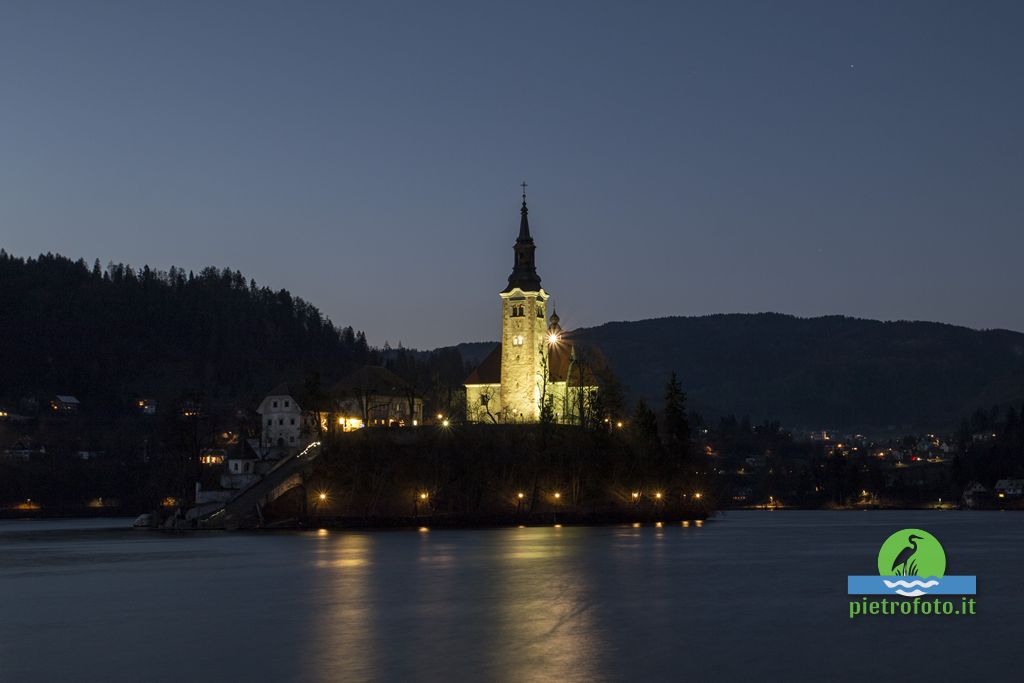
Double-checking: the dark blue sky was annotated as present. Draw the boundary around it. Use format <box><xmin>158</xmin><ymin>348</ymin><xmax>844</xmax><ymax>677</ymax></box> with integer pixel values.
<box><xmin>2</xmin><ymin>1</ymin><xmax>1022</xmax><ymax>348</ymax></box>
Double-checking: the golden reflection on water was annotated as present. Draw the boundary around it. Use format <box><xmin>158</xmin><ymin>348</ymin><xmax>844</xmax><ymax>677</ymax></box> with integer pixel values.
<box><xmin>312</xmin><ymin>533</ymin><xmax>375</xmax><ymax>680</ymax></box>
<box><xmin>305</xmin><ymin>528</ymin><xmax>610</xmax><ymax>681</ymax></box>
<box><xmin>489</xmin><ymin>528</ymin><xmax>605</xmax><ymax>682</ymax></box>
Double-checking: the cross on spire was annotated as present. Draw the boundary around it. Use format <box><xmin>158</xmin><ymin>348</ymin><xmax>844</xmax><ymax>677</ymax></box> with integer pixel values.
<box><xmin>520</xmin><ymin>181</ymin><xmax>528</xmax><ymax>203</ymax></box>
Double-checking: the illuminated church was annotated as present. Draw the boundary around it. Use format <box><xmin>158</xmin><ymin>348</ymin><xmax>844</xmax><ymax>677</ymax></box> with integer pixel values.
<box><xmin>465</xmin><ymin>189</ymin><xmax>598</xmax><ymax>423</ymax></box>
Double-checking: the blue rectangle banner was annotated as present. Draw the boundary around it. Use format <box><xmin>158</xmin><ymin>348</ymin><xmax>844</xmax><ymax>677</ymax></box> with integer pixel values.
<box><xmin>847</xmin><ymin>576</ymin><xmax>976</xmax><ymax>595</ymax></box>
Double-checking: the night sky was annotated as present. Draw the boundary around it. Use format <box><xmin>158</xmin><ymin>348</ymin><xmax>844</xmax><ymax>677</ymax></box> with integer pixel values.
<box><xmin>2</xmin><ymin>1</ymin><xmax>1022</xmax><ymax>348</ymax></box>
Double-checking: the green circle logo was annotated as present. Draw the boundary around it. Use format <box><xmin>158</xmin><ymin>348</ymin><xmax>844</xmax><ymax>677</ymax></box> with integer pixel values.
<box><xmin>877</xmin><ymin>529</ymin><xmax>946</xmax><ymax>578</ymax></box>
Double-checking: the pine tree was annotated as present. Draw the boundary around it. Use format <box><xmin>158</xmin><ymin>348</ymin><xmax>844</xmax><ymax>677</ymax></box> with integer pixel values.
<box><xmin>663</xmin><ymin>371</ymin><xmax>690</xmax><ymax>460</ymax></box>
<box><xmin>631</xmin><ymin>399</ymin><xmax>659</xmax><ymax>441</ymax></box>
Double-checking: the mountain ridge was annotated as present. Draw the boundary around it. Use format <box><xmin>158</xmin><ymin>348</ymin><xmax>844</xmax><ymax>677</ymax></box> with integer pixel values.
<box><xmin>451</xmin><ymin>312</ymin><xmax>1024</xmax><ymax>432</ymax></box>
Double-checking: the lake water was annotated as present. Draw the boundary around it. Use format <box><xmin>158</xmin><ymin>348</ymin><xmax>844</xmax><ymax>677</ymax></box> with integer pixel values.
<box><xmin>0</xmin><ymin>511</ymin><xmax>1020</xmax><ymax>682</ymax></box>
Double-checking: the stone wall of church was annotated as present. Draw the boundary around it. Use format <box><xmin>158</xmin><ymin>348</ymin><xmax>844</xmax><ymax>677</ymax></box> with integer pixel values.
<box><xmin>499</xmin><ymin>289</ymin><xmax>549</xmax><ymax>421</ymax></box>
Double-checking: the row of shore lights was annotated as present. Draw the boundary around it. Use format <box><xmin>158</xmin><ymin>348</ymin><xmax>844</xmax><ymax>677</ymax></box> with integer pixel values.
<box><xmin>633</xmin><ymin>491</ymin><xmax>703</xmax><ymax>501</ymax></box>
<box><xmin>316</xmin><ymin>490</ymin><xmax>701</xmax><ymax>504</ymax></box>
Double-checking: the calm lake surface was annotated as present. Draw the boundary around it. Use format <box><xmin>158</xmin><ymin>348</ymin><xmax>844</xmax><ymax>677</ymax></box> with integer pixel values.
<box><xmin>1</xmin><ymin>511</ymin><xmax>1020</xmax><ymax>682</ymax></box>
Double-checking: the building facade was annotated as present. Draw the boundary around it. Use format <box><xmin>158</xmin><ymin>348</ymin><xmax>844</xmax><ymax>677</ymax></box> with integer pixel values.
<box><xmin>257</xmin><ymin>383</ymin><xmax>316</xmax><ymax>451</ymax></box>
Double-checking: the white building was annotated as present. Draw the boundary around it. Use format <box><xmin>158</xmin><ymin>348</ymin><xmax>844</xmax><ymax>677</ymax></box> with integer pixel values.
<box><xmin>257</xmin><ymin>383</ymin><xmax>317</xmax><ymax>453</ymax></box>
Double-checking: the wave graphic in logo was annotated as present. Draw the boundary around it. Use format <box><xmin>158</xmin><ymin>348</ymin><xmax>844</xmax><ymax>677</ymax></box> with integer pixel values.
<box><xmin>882</xmin><ymin>578</ymin><xmax>941</xmax><ymax>597</ymax></box>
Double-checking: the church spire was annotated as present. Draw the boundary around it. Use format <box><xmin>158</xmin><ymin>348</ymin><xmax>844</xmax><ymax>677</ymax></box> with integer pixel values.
<box><xmin>503</xmin><ymin>183</ymin><xmax>542</xmax><ymax>293</ymax></box>
<box><xmin>519</xmin><ymin>181</ymin><xmax>531</xmax><ymax>241</ymax></box>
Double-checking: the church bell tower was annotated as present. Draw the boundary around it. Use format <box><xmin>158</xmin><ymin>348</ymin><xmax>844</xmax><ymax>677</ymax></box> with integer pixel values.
<box><xmin>499</xmin><ymin>184</ymin><xmax>549</xmax><ymax>420</ymax></box>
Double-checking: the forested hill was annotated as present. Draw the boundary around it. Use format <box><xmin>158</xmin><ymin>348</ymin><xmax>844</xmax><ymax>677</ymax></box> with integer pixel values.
<box><xmin>571</xmin><ymin>314</ymin><xmax>1024</xmax><ymax>432</ymax></box>
<box><xmin>0</xmin><ymin>251</ymin><xmax>374</xmax><ymax>411</ymax></box>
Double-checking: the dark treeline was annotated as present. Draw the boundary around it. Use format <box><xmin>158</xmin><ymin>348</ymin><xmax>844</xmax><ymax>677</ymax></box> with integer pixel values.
<box><xmin>0</xmin><ymin>250</ymin><xmax>375</xmax><ymax>412</ymax></box>
<box><xmin>953</xmin><ymin>405</ymin><xmax>1024</xmax><ymax>487</ymax></box>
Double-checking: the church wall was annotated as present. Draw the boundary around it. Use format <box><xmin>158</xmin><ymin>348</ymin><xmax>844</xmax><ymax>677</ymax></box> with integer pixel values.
<box><xmin>499</xmin><ymin>289</ymin><xmax>548</xmax><ymax>421</ymax></box>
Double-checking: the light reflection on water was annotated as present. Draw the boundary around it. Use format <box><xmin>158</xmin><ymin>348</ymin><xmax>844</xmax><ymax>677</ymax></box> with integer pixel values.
<box><xmin>489</xmin><ymin>528</ymin><xmax>603</xmax><ymax>682</ymax></box>
<box><xmin>0</xmin><ymin>513</ymin><xmax>1022</xmax><ymax>682</ymax></box>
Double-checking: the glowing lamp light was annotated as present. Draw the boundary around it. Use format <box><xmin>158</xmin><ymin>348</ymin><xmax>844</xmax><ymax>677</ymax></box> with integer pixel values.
<box><xmin>318</xmin><ymin>492</ymin><xmax>327</xmax><ymax>501</ymax></box>
<box><xmin>655</xmin><ymin>492</ymin><xmax>663</xmax><ymax>499</ymax></box>
<box><xmin>517</xmin><ymin>492</ymin><xmax>525</xmax><ymax>499</ymax></box>
<box><xmin>616</xmin><ymin>421</ymin><xmax>624</xmax><ymax>429</ymax></box>
<box><xmin>631</xmin><ymin>491</ymin><xmax>640</xmax><ymax>500</ymax></box>
<box><xmin>554</xmin><ymin>492</ymin><xmax>561</xmax><ymax>499</ymax></box>
<box><xmin>442</xmin><ymin>418</ymin><xmax>450</xmax><ymax>427</ymax></box>
<box><xmin>694</xmin><ymin>492</ymin><xmax>702</xmax><ymax>500</ymax></box>
<box><xmin>548</xmin><ymin>333</ymin><xmax>560</xmax><ymax>344</ymax></box>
